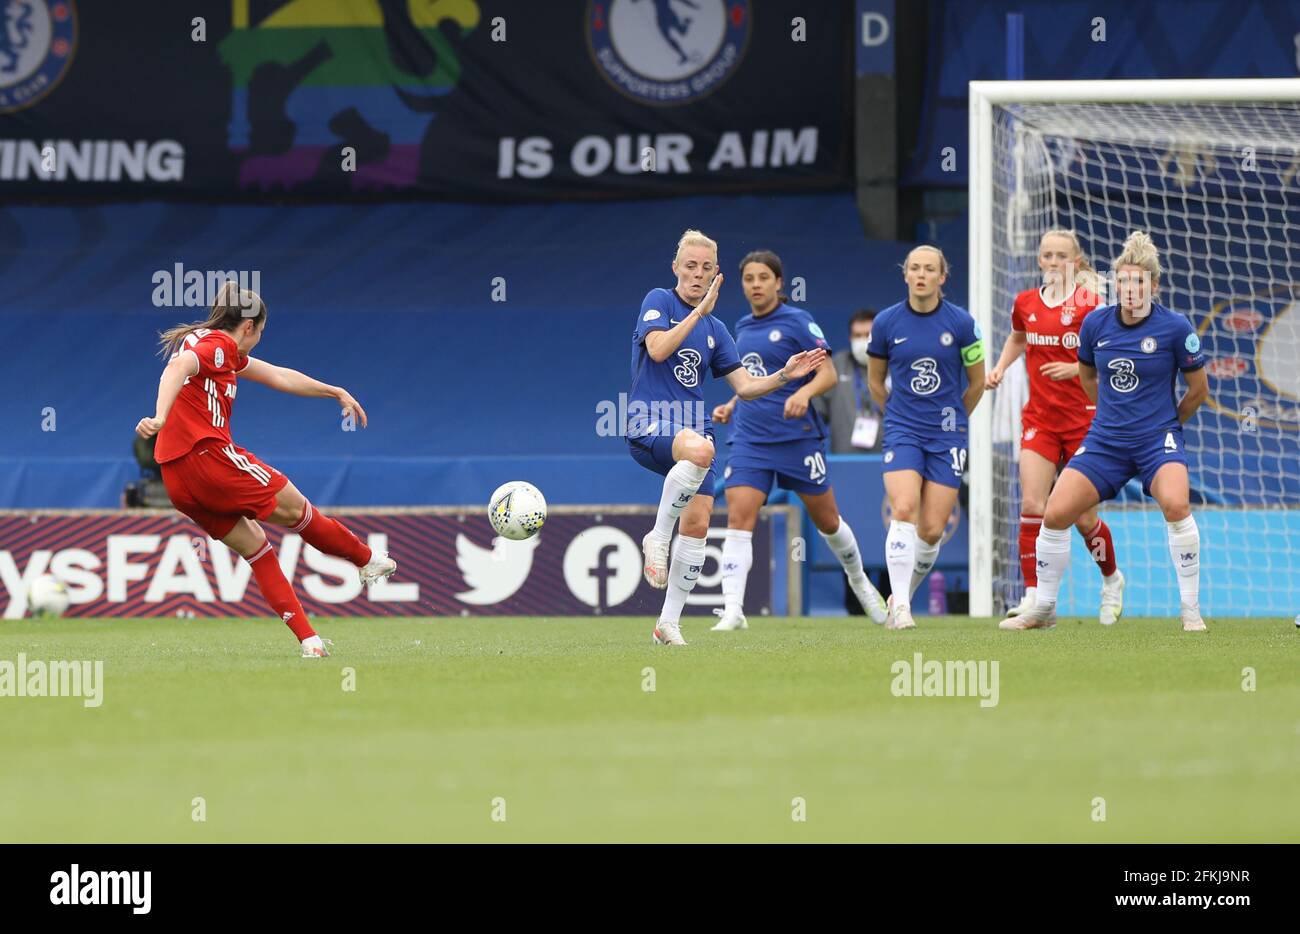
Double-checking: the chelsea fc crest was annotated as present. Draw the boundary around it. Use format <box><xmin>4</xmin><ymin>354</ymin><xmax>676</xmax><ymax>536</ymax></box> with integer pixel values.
<box><xmin>587</xmin><ymin>0</ymin><xmax>751</xmax><ymax>106</ymax></box>
<box><xmin>1141</xmin><ymin>337</ymin><xmax>1157</xmax><ymax>353</ymax></box>
<box><xmin>0</xmin><ymin>1</ymin><xmax>77</xmax><ymax>114</ymax></box>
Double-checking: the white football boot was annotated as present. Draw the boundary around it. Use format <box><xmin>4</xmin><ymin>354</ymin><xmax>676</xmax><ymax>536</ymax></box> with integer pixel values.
<box><xmin>998</xmin><ymin>600</ymin><xmax>1057</xmax><ymax>630</ymax></box>
<box><xmin>652</xmin><ymin>621</ymin><xmax>687</xmax><ymax>645</ymax></box>
<box><xmin>1098</xmin><ymin>570</ymin><xmax>1125</xmax><ymax>626</ymax></box>
<box><xmin>851</xmin><ymin>575</ymin><xmax>889</xmax><ymax>625</ymax></box>
<box><xmin>711</xmin><ymin>607</ymin><xmax>748</xmax><ymax>631</ymax></box>
<box><xmin>1005</xmin><ymin>586</ymin><xmax>1037</xmax><ymax>617</ymax></box>
<box><xmin>885</xmin><ymin>595</ymin><xmax>916</xmax><ymax>631</ymax></box>
<box><xmin>300</xmin><ymin>635</ymin><xmax>333</xmax><ymax>658</ymax></box>
<box><xmin>360</xmin><ymin>551</ymin><xmax>397</xmax><ymax>586</ymax></box>
<box><xmin>1180</xmin><ymin>603</ymin><xmax>1207</xmax><ymax>632</ymax></box>
<box><xmin>642</xmin><ymin>532</ymin><xmax>671</xmax><ymax>590</ymax></box>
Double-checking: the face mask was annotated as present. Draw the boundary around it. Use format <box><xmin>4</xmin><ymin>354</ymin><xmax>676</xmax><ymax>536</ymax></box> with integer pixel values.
<box><xmin>851</xmin><ymin>338</ymin><xmax>872</xmax><ymax>367</ymax></box>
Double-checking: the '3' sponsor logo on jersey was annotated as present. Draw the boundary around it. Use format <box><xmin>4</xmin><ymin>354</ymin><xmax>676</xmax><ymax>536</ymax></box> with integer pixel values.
<box><xmin>741</xmin><ymin>351</ymin><xmax>767</xmax><ymax>378</ymax></box>
<box><xmin>674</xmin><ymin>348</ymin><xmax>702</xmax><ymax>387</ymax></box>
<box><xmin>1107</xmin><ymin>358</ymin><xmax>1139</xmax><ymax>393</ymax></box>
<box><xmin>909</xmin><ymin>357</ymin><xmax>941</xmax><ymax>395</ymax></box>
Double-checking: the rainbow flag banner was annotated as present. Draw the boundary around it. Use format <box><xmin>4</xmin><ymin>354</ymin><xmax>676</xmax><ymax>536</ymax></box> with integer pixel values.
<box><xmin>219</xmin><ymin>0</ymin><xmax>480</xmax><ymax>191</ymax></box>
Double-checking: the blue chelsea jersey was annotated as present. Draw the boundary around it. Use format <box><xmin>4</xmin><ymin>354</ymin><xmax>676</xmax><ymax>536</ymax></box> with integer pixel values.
<box><xmin>866</xmin><ymin>299</ymin><xmax>984</xmax><ymax>438</ymax></box>
<box><xmin>1076</xmin><ymin>303</ymin><xmax>1205</xmax><ymax>441</ymax></box>
<box><xmin>628</xmin><ymin>288</ymin><xmax>742</xmax><ymax>439</ymax></box>
<box><xmin>730</xmin><ymin>303</ymin><xmax>830</xmax><ymax>444</ymax></box>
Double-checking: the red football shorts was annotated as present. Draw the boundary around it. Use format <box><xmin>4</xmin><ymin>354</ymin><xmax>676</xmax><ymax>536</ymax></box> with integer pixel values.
<box><xmin>1021</xmin><ymin>418</ymin><xmax>1089</xmax><ymax>469</ymax></box>
<box><xmin>160</xmin><ymin>440</ymin><xmax>288</xmax><ymax>540</ymax></box>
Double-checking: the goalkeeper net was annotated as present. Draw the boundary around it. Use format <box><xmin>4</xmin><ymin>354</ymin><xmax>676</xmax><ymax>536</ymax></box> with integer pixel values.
<box><xmin>969</xmin><ymin>81</ymin><xmax>1300</xmax><ymax>618</ymax></box>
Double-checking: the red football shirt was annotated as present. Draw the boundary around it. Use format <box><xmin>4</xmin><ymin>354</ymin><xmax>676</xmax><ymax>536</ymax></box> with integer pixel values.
<box><xmin>154</xmin><ymin>329</ymin><xmax>249</xmax><ymax>463</ymax></box>
<box><xmin>1011</xmin><ymin>285</ymin><xmax>1099</xmax><ymax>433</ymax></box>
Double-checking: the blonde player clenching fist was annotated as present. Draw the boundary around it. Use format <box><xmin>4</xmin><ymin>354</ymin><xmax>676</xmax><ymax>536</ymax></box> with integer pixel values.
<box><xmin>626</xmin><ymin>230</ymin><xmax>826</xmax><ymax>645</ymax></box>
<box><xmin>987</xmin><ymin>230</ymin><xmax>1125</xmax><ymax>624</ymax></box>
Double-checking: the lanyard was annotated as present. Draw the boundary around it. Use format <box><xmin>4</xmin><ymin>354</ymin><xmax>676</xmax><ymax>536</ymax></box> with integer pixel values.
<box><xmin>851</xmin><ymin>365</ymin><xmax>877</xmax><ymax>415</ymax></box>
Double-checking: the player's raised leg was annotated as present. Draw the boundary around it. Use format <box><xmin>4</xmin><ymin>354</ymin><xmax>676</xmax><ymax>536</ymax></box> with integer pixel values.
<box><xmin>1150</xmin><ymin>462</ymin><xmax>1204</xmax><ymax>631</ymax></box>
<box><xmin>883</xmin><ymin>468</ymin><xmax>923</xmax><ymax>630</ymax></box>
<box><xmin>653</xmin><ymin>491</ymin><xmax>712</xmax><ymax>645</ymax></box>
<box><xmin>643</xmin><ymin>428</ymin><xmax>713</xmax><ymax>590</ymax></box>
<box><xmin>801</xmin><ymin>488</ymin><xmax>888</xmax><ymax>624</ymax></box>
<box><xmin>265</xmin><ymin>480</ymin><xmax>394</xmax><ymax>586</ymax></box>
<box><xmin>714</xmin><ymin>484</ymin><xmax>763</xmax><ymax>631</ymax></box>
<box><xmin>1000</xmin><ymin>466</ymin><xmax>1099</xmax><ymax>630</ymax></box>
<box><xmin>221</xmin><ymin>517</ymin><xmax>330</xmax><ymax>657</ymax></box>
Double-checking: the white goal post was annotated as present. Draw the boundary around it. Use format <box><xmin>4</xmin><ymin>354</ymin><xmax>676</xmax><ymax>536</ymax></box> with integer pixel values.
<box><xmin>968</xmin><ymin>79</ymin><xmax>1300</xmax><ymax>618</ymax></box>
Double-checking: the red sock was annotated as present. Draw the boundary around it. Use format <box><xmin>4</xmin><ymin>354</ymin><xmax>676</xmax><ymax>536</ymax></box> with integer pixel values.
<box><xmin>1019</xmin><ymin>514</ymin><xmax>1042</xmax><ymax>587</ymax></box>
<box><xmin>291</xmin><ymin>500</ymin><xmax>372</xmax><ymax>567</ymax></box>
<box><xmin>248</xmin><ymin>542</ymin><xmax>315</xmax><ymax>641</ymax></box>
<box><xmin>1083</xmin><ymin>519</ymin><xmax>1117</xmax><ymax>577</ymax></box>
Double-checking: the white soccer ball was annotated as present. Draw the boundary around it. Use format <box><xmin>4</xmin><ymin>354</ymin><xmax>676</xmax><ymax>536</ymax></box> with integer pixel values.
<box><xmin>28</xmin><ymin>574</ymin><xmax>71</xmax><ymax>618</ymax></box>
<box><xmin>488</xmin><ymin>481</ymin><xmax>547</xmax><ymax>541</ymax></box>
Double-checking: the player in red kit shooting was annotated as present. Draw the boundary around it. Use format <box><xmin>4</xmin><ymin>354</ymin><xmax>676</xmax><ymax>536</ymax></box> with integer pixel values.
<box><xmin>136</xmin><ymin>282</ymin><xmax>396</xmax><ymax>657</ymax></box>
<box><xmin>986</xmin><ymin>230</ymin><xmax>1125</xmax><ymax>625</ymax></box>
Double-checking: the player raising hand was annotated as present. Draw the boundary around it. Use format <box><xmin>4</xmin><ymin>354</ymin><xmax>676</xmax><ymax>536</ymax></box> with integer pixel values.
<box><xmin>710</xmin><ymin>249</ymin><xmax>887</xmax><ymax>630</ymax></box>
<box><xmin>626</xmin><ymin>230</ymin><xmax>826</xmax><ymax>646</ymax></box>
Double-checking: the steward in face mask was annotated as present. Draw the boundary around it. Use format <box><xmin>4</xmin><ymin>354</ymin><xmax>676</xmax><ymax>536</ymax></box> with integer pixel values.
<box><xmin>814</xmin><ymin>308</ymin><xmax>887</xmax><ymax>454</ymax></box>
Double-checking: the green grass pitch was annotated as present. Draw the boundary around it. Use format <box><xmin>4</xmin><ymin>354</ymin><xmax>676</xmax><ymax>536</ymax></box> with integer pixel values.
<box><xmin>1</xmin><ymin>616</ymin><xmax>1295</xmax><ymax>842</ymax></box>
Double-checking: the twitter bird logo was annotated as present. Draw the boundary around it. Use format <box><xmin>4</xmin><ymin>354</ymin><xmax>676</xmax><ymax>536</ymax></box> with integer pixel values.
<box><xmin>454</xmin><ymin>533</ymin><xmax>541</xmax><ymax>605</ymax></box>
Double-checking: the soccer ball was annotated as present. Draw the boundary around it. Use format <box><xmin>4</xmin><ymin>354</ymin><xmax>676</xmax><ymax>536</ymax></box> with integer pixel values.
<box><xmin>488</xmin><ymin>481</ymin><xmax>547</xmax><ymax>541</ymax></box>
<box><xmin>28</xmin><ymin>574</ymin><xmax>71</xmax><ymax>618</ymax></box>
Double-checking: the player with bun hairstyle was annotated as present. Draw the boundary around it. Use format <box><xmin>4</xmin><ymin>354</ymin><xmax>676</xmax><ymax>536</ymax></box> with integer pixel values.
<box><xmin>987</xmin><ymin>229</ymin><xmax>1126</xmax><ymax>624</ymax></box>
<box><xmin>999</xmin><ymin>231</ymin><xmax>1210</xmax><ymax>632</ymax></box>
<box><xmin>138</xmin><ymin>280</ymin><xmax>396</xmax><ymax>657</ymax></box>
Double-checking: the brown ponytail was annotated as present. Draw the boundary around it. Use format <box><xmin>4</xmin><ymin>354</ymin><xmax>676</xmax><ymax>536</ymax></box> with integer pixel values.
<box><xmin>157</xmin><ymin>279</ymin><xmax>267</xmax><ymax>358</ymax></box>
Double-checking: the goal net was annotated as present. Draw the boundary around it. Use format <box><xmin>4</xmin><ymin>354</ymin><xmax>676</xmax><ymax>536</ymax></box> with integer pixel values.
<box><xmin>969</xmin><ymin>80</ymin><xmax>1300</xmax><ymax>619</ymax></box>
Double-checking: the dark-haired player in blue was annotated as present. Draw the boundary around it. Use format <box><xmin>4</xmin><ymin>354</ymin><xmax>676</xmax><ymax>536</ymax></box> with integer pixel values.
<box><xmin>867</xmin><ymin>245</ymin><xmax>986</xmax><ymax>630</ymax></box>
<box><xmin>628</xmin><ymin>230</ymin><xmax>826</xmax><ymax>646</ymax></box>
<box><xmin>710</xmin><ymin>250</ymin><xmax>888</xmax><ymax>630</ymax></box>
<box><xmin>1001</xmin><ymin>231</ymin><xmax>1209</xmax><ymax>632</ymax></box>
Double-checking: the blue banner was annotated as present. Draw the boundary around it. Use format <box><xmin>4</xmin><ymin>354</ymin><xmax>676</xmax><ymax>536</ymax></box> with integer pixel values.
<box><xmin>0</xmin><ymin>0</ymin><xmax>850</xmax><ymax>199</ymax></box>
